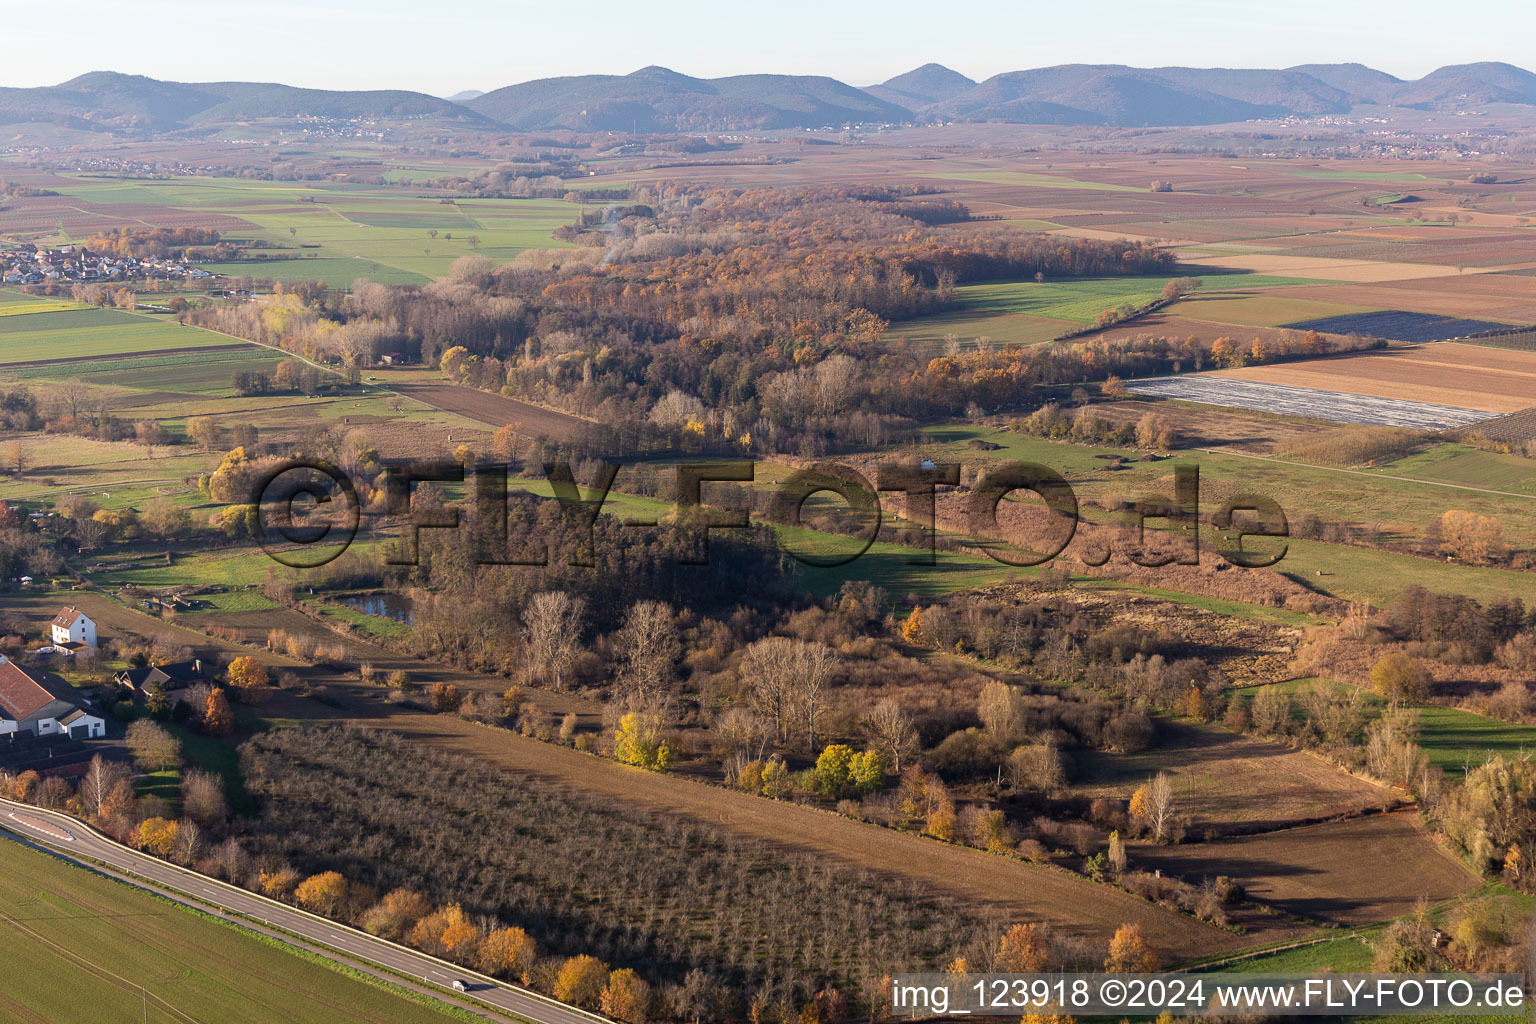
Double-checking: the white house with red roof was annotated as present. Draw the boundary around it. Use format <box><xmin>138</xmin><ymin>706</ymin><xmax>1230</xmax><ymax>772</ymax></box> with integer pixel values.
<box><xmin>50</xmin><ymin>607</ymin><xmax>97</xmax><ymax>650</ymax></box>
<box><xmin>0</xmin><ymin>660</ymin><xmax>105</xmax><ymax>739</ymax></box>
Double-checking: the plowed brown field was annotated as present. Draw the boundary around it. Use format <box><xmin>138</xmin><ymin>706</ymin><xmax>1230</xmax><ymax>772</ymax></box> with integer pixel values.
<box><xmin>1131</xmin><ymin>813</ymin><xmax>1476</xmax><ymax>925</ymax></box>
<box><xmin>395</xmin><ymin>382</ymin><xmax>593</xmax><ymax>441</ymax></box>
<box><xmin>1073</xmin><ymin>721</ymin><xmax>1387</xmax><ymax>834</ymax></box>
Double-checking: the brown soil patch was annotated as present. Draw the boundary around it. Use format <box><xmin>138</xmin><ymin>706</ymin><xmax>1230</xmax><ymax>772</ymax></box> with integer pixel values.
<box><xmin>1131</xmin><ymin>812</ymin><xmax>1477</xmax><ymax>926</ymax></box>
<box><xmin>394</xmin><ymin>382</ymin><xmax>592</xmax><ymax>442</ymax></box>
<box><xmin>1187</xmin><ymin>254</ymin><xmax>1486</xmax><ymax>283</ymax></box>
<box><xmin>1073</xmin><ymin>720</ymin><xmax>1387</xmax><ymax>835</ymax></box>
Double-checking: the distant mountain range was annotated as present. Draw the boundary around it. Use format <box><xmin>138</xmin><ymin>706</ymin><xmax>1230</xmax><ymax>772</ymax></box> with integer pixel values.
<box><xmin>6</xmin><ymin>61</ymin><xmax>1536</xmax><ymax>134</ymax></box>
<box><xmin>0</xmin><ymin>72</ymin><xmax>495</xmax><ymax>132</ymax></box>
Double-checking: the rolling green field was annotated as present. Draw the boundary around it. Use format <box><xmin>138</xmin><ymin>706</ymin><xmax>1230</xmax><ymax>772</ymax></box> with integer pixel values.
<box><xmin>7</xmin><ymin>345</ymin><xmax>284</xmax><ymax>392</ymax></box>
<box><xmin>1372</xmin><ymin>444</ymin><xmax>1536</xmax><ymax>495</ymax></box>
<box><xmin>198</xmin><ymin>256</ymin><xmax>433</xmax><ymax>287</ymax></box>
<box><xmin>0</xmin><ymin>306</ymin><xmax>241</xmax><ymax>365</ymax></box>
<box><xmin>0</xmin><ymin>296</ymin><xmax>85</xmax><ymax>316</ymax></box>
<box><xmin>892</xmin><ymin>270</ymin><xmax>1332</xmax><ymax>349</ymax></box>
<box><xmin>1417</xmin><ymin>705</ymin><xmax>1536</xmax><ymax>777</ymax></box>
<box><xmin>0</xmin><ymin>838</ymin><xmax>472</xmax><ymax>1024</ymax></box>
<box><xmin>1260</xmin><ymin>166</ymin><xmax>1438</xmax><ymax>183</ymax></box>
<box><xmin>48</xmin><ymin>176</ymin><xmax>578</xmax><ymax>282</ymax></box>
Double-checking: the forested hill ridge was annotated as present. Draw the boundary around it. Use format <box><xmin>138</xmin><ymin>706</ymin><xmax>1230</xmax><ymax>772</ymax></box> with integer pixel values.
<box><xmin>7</xmin><ymin>61</ymin><xmax>1536</xmax><ymax>134</ymax></box>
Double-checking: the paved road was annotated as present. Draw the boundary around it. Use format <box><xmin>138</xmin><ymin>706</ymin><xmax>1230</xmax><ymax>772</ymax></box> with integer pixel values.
<box><xmin>0</xmin><ymin>799</ymin><xmax>608</xmax><ymax>1024</ymax></box>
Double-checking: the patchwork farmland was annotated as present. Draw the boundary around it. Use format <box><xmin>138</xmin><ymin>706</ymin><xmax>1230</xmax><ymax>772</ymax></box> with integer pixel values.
<box><xmin>9</xmin><ymin>114</ymin><xmax>1536</xmax><ymax>1008</ymax></box>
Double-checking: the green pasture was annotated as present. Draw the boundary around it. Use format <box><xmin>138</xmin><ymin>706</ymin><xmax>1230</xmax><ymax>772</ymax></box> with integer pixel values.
<box><xmin>0</xmin><ymin>307</ymin><xmax>240</xmax><ymax>365</ymax></box>
<box><xmin>88</xmin><ymin>547</ymin><xmax>277</xmax><ymax>590</ymax></box>
<box><xmin>198</xmin><ymin>257</ymin><xmax>430</xmax><ymax>287</ymax></box>
<box><xmin>890</xmin><ymin>270</ymin><xmax>1321</xmax><ymax>349</ymax></box>
<box><xmin>1372</xmin><ymin>444</ymin><xmax>1536</xmax><ymax>495</ymax></box>
<box><xmin>0</xmin><ymin>298</ymin><xmax>86</xmax><ymax>316</ymax></box>
<box><xmin>0</xmin><ymin>838</ymin><xmax>473</xmax><ymax>1024</ymax></box>
<box><xmin>1416</xmin><ymin>705</ymin><xmax>1536</xmax><ymax>777</ymax></box>
<box><xmin>1260</xmin><ymin>166</ymin><xmax>1437</xmax><ymax>183</ymax></box>
<box><xmin>8</xmin><ymin>346</ymin><xmax>283</xmax><ymax>393</ymax></box>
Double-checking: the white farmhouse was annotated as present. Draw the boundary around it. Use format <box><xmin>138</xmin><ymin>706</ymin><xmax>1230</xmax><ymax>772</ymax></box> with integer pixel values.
<box><xmin>50</xmin><ymin>607</ymin><xmax>97</xmax><ymax>650</ymax></box>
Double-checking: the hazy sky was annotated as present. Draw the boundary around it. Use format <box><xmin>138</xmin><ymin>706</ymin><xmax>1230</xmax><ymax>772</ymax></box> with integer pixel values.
<box><xmin>3</xmin><ymin>0</ymin><xmax>1534</xmax><ymax>94</ymax></box>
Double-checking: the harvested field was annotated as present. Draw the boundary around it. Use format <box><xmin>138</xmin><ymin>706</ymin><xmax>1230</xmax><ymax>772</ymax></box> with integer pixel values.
<box><xmin>1131</xmin><ymin>813</ymin><xmax>1477</xmax><ymax>926</ymax></box>
<box><xmin>393</xmin><ymin>381</ymin><xmax>592</xmax><ymax>441</ymax></box>
<box><xmin>1282</xmin><ymin>309</ymin><xmax>1515</xmax><ymax>342</ymax></box>
<box><xmin>1187</xmin><ymin>253</ymin><xmax>1499</xmax><ymax>283</ymax></box>
<box><xmin>1125</xmin><ymin>377</ymin><xmax>1494</xmax><ymax>428</ymax></box>
<box><xmin>1307</xmin><ymin>232</ymin><xmax>1536</xmax><ymax>267</ymax></box>
<box><xmin>1168</xmin><ymin>294</ymin><xmax>1373</xmax><ymax>328</ymax></box>
<box><xmin>1072</xmin><ymin>721</ymin><xmax>1386</xmax><ymax>836</ymax></box>
<box><xmin>1269</xmin><ymin>281</ymin><xmax>1536</xmax><ymax>321</ymax></box>
<box><xmin>350</xmin><ymin>706</ymin><xmax>1276</xmax><ymax>960</ymax></box>
<box><xmin>1202</xmin><ymin>342</ymin><xmax>1536</xmax><ymax>415</ymax></box>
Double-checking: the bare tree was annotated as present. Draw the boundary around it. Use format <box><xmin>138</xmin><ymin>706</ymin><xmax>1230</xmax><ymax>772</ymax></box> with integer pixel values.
<box><xmin>790</xmin><ymin>641</ymin><xmax>837</xmax><ymax>751</ymax></box>
<box><xmin>616</xmin><ymin>600</ymin><xmax>680</xmax><ymax>703</ymax></box>
<box><xmin>79</xmin><ymin>755</ymin><xmax>132</xmax><ymax>816</ymax></box>
<box><xmin>741</xmin><ymin>637</ymin><xmax>799</xmax><ymax>741</ymax></box>
<box><xmin>126</xmin><ymin>720</ymin><xmax>181</xmax><ymax>773</ymax></box>
<box><xmin>740</xmin><ymin>637</ymin><xmax>837</xmax><ymax>749</ymax></box>
<box><xmin>712</xmin><ymin>707</ymin><xmax>773</xmax><ymax>781</ymax></box>
<box><xmin>181</xmin><ymin>768</ymin><xmax>229</xmax><ymax>829</ymax></box>
<box><xmin>1007</xmin><ymin>738</ymin><xmax>1066</xmax><ymax>794</ymax></box>
<box><xmin>811</xmin><ymin>353</ymin><xmax>859</xmax><ymax>417</ymax></box>
<box><xmin>53</xmin><ymin>380</ymin><xmax>91</xmax><ymax>421</ymax></box>
<box><xmin>523</xmin><ymin>591</ymin><xmax>587</xmax><ymax>691</ymax></box>
<box><xmin>862</xmin><ymin>698</ymin><xmax>918</xmax><ymax>774</ymax></box>
<box><xmin>73</xmin><ymin>514</ymin><xmax>108</xmax><ymax>554</ymax></box>
<box><xmin>977</xmin><ymin>680</ymin><xmax>1025</xmax><ymax>745</ymax></box>
<box><xmin>171</xmin><ymin>818</ymin><xmax>205</xmax><ymax>866</ymax></box>
<box><xmin>5</xmin><ymin>439</ymin><xmax>26</xmax><ymax>476</ymax></box>
<box><xmin>1146</xmin><ymin>771</ymin><xmax>1176</xmax><ymax>843</ymax></box>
